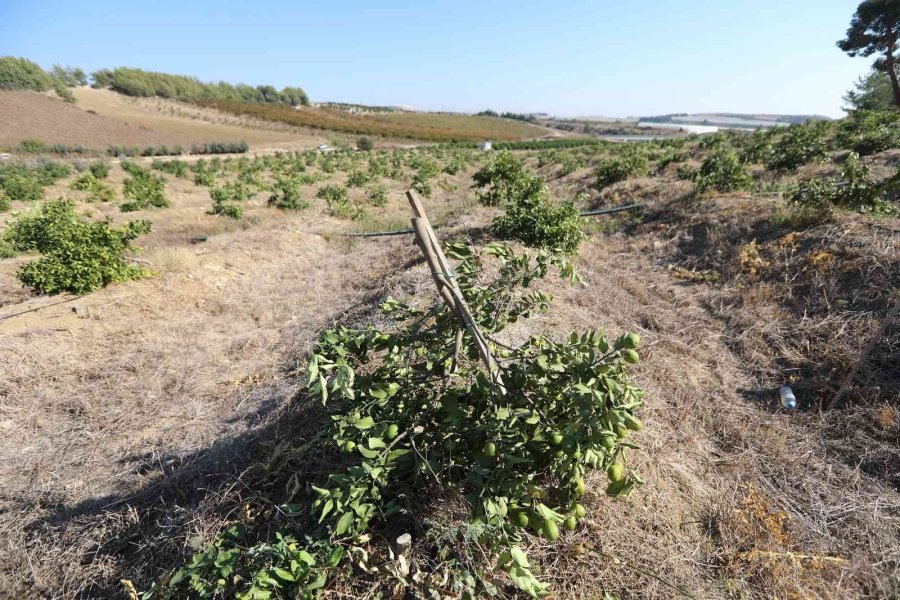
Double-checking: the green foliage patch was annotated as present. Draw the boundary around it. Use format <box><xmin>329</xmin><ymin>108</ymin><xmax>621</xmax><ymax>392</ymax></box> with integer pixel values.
<box><xmin>834</xmin><ymin>110</ymin><xmax>900</xmax><ymax>156</ymax></box>
<box><xmin>765</xmin><ymin>122</ymin><xmax>829</xmax><ymax>172</ymax></box>
<box><xmin>269</xmin><ymin>178</ymin><xmax>308</xmax><ymax>211</ymax></box>
<box><xmin>791</xmin><ymin>152</ymin><xmax>896</xmax><ymax>213</ymax></box>
<box><xmin>150</xmin><ymin>241</ymin><xmax>644</xmax><ymax>599</ymax></box>
<box><xmin>120</xmin><ymin>162</ymin><xmax>169</xmax><ymax>212</ymax></box>
<box><xmin>5</xmin><ymin>199</ymin><xmax>151</xmax><ymax>294</ymax></box>
<box><xmin>594</xmin><ymin>149</ymin><xmax>648</xmax><ymax>189</ymax></box>
<box><xmin>694</xmin><ymin>149</ymin><xmax>753</xmax><ymax>193</ymax></box>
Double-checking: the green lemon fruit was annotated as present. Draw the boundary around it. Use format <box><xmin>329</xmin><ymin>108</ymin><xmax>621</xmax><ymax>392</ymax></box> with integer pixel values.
<box><xmin>607</xmin><ymin>463</ymin><xmax>625</xmax><ymax>482</ymax></box>
<box><xmin>622</xmin><ymin>349</ymin><xmax>640</xmax><ymax>364</ymax></box>
<box><xmin>542</xmin><ymin>520</ymin><xmax>560</xmax><ymax>541</ymax></box>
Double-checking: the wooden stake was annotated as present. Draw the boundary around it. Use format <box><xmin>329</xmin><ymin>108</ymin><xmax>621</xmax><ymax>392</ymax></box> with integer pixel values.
<box><xmin>407</xmin><ymin>190</ymin><xmax>503</xmax><ymax>386</ymax></box>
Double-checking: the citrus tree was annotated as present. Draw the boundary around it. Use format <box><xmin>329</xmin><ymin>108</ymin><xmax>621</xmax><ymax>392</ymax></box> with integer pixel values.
<box><xmin>151</xmin><ymin>241</ymin><xmax>645</xmax><ymax>599</ymax></box>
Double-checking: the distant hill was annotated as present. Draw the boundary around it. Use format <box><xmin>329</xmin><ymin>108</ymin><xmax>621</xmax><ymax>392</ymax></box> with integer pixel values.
<box><xmin>638</xmin><ymin>112</ymin><xmax>831</xmax><ymax>129</ymax></box>
<box><xmin>0</xmin><ymin>90</ymin><xmax>193</xmax><ymax>149</ymax></box>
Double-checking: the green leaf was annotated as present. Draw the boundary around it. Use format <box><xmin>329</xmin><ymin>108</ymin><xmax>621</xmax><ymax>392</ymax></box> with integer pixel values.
<box><xmin>327</xmin><ymin>546</ymin><xmax>345</xmax><ymax>567</ymax></box>
<box><xmin>335</xmin><ymin>512</ymin><xmax>354</xmax><ymax>535</ymax></box>
<box><xmin>510</xmin><ymin>545</ymin><xmax>530</xmax><ymax>568</ymax></box>
<box><xmin>354</xmin><ymin>416</ymin><xmax>376</xmax><ymax>430</ymax></box>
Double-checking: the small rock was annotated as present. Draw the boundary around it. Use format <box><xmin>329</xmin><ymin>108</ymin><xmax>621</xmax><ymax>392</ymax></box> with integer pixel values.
<box><xmin>72</xmin><ymin>305</ymin><xmax>89</xmax><ymax>318</ymax></box>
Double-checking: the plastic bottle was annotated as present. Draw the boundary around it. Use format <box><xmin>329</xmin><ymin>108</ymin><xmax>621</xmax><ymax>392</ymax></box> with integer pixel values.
<box><xmin>778</xmin><ymin>386</ymin><xmax>797</xmax><ymax>410</ymax></box>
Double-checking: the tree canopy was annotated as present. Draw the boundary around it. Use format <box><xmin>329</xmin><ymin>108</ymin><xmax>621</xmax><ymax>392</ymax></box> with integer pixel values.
<box><xmin>838</xmin><ymin>0</ymin><xmax>900</xmax><ymax>107</ymax></box>
<box><xmin>0</xmin><ymin>56</ymin><xmax>51</xmax><ymax>92</ymax></box>
<box><xmin>844</xmin><ymin>67</ymin><xmax>899</xmax><ymax>110</ymax></box>
<box><xmin>89</xmin><ymin>66</ymin><xmax>310</xmax><ymax>106</ymax></box>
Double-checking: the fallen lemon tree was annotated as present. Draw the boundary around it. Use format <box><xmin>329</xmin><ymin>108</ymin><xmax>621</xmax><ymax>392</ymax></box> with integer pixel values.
<box><xmin>145</xmin><ymin>196</ymin><xmax>644</xmax><ymax>600</ymax></box>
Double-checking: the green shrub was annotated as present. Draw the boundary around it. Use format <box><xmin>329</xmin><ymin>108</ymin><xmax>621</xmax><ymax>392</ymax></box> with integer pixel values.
<box><xmin>676</xmin><ymin>164</ymin><xmax>696</xmax><ymax>181</ymax></box>
<box><xmin>739</xmin><ymin>129</ymin><xmax>775</xmax><ymax>164</ymax></box>
<box><xmin>356</xmin><ymin>136</ymin><xmax>374</xmax><ymax>151</ymax></box>
<box><xmin>69</xmin><ymin>171</ymin><xmax>116</xmax><ymax>202</ymax></box>
<box><xmin>345</xmin><ymin>170</ymin><xmax>370</xmax><ymax>188</ymax></box>
<box><xmin>472</xmin><ymin>151</ymin><xmax>533</xmax><ymax>206</ymax></box>
<box><xmin>317</xmin><ymin>184</ymin><xmax>363</xmax><ymax>219</ymax></box>
<box><xmin>121</xmin><ymin>162</ymin><xmax>168</xmax><ymax>211</ymax></box>
<box><xmin>0</xmin><ymin>169</ymin><xmax>43</xmax><ymax>201</ymax></box>
<box><xmin>834</xmin><ymin>110</ymin><xmax>900</xmax><ymax>156</ymax></box>
<box><xmin>190</xmin><ymin>140</ymin><xmax>249</xmax><ymax>155</ymax></box>
<box><xmin>6</xmin><ymin>199</ymin><xmax>151</xmax><ymax>294</ymax></box>
<box><xmin>70</xmin><ymin>171</ymin><xmax>98</xmax><ymax>191</ymax></box>
<box><xmin>694</xmin><ymin>150</ymin><xmax>753</xmax><ymax>193</ymax></box>
<box><xmin>594</xmin><ymin>149</ymin><xmax>648</xmax><ymax>189</ymax></box>
<box><xmin>193</xmin><ymin>170</ymin><xmax>216</xmax><ymax>187</ymax></box>
<box><xmin>791</xmin><ymin>152</ymin><xmax>894</xmax><ymax>212</ymax></box>
<box><xmin>410</xmin><ymin>172</ymin><xmax>433</xmax><ymax>197</ymax></box>
<box><xmin>492</xmin><ymin>179</ymin><xmax>584</xmax><ymax>255</ymax></box>
<box><xmin>52</xmin><ymin>79</ymin><xmax>76</xmax><ymax>104</ymax></box>
<box><xmin>790</xmin><ymin>178</ymin><xmax>838</xmax><ymax>209</ymax></box>
<box><xmin>210</xmin><ymin>181</ymin><xmax>251</xmax><ymax>203</ymax></box>
<box><xmin>556</xmin><ymin>152</ymin><xmax>583</xmax><ymax>176</ymax></box>
<box><xmin>151</xmin><ymin>159</ymin><xmax>188</xmax><ymax>178</ymax></box>
<box><xmin>0</xmin><ymin>236</ymin><xmax>15</xmax><ymax>258</ymax></box>
<box><xmin>34</xmin><ymin>161</ymin><xmax>70</xmax><ymax>184</ymax></box>
<box><xmin>88</xmin><ymin>161</ymin><xmax>111</xmax><ymax>179</ymax></box>
<box><xmin>0</xmin><ymin>193</ymin><xmax>10</xmax><ymax>213</ymax></box>
<box><xmin>367</xmin><ymin>184</ymin><xmax>387</xmax><ymax>206</ymax></box>
<box><xmin>493</xmin><ymin>195</ymin><xmax>583</xmax><ymax>255</ymax></box>
<box><xmin>90</xmin><ymin>66</ymin><xmax>308</xmax><ymax>106</ymax></box>
<box><xmin>209</xmin><ymin>202</ymin><xmax>243</xmax><ymax>219</ymax></box>
<box><xmin>268</xmin><ymin>178</ymin><xmax>308</xmax><ymax>210</ymax></box>
<box><xmin>765</xmin><ymin>122</ymin><xmax>829</xmax><ymax>172</ymax></box>
<box><xmin>15</xmin><ymin>138</ymin><xmax>47</xmax><ymax>153</ymax></box>
<box><xmin>0</xmin><ymin>57</ymin><xmax>51</xmax><ymax>91</ymax></box>
<box><xmin>150</xmin><ymin>243</ymin><xmax>642</xmax><ymax>599</ymax></box>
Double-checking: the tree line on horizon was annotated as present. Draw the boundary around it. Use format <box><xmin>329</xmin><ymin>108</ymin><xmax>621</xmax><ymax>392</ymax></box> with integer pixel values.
<box><xmin>90</xmin><ymin>66</ymin><xmax>309</xmax><ymax>106</ymax></box>
<box><xmin>0</xmin><ymin>56</ymin><xmax>84</xmax><ymax>103</ymax></box>
<box><xmin>0</xmin><ymin>57</ymin><xmax>309</xmax><ymax>107</ymax></box>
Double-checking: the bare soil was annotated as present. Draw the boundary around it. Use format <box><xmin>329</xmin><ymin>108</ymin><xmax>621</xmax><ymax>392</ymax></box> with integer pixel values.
<box><xmin>0</xmin><ymin>91</ymin><xmax>194</xmax><ymax>149</ymax></box>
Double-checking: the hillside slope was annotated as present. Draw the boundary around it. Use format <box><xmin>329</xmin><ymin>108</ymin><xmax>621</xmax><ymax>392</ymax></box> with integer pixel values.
<box><xmin>73</xmin><ymin>88</ymin><xmax>326</xmax><ymax>148</ymax></box>
<box><xmin>0</xmin><ymin>91</ymin><xmax>194</xmax><ymax>149</ymax></box>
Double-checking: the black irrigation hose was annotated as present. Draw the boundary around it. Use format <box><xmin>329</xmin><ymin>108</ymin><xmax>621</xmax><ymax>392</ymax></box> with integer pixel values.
<box><xmin>344</xmin><ymin>228</ymin><xmax>416</xmax><ymax>237</ymax></box>
<box><xmin>579</xmin><ymin>203</ymin><xmax>645</xmax><ymax>217</ymax></box>
<box><xmin>343</xmin><ymin>203</ymin><xmax>646</xmax><ymax>238</ymax></box>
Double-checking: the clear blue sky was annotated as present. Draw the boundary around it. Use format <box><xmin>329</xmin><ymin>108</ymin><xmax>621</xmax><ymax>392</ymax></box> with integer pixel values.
<box><xmin>1</xmin><ymin>0</ymin><xmax>872</xmax><ymax>118</ymax></box>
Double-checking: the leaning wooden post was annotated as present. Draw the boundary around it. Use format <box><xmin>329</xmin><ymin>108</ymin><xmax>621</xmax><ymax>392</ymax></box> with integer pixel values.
<box><xmin>406</xmin><ymin>190</ymin><xmax>503</xmax><ymax>386</ymax></box>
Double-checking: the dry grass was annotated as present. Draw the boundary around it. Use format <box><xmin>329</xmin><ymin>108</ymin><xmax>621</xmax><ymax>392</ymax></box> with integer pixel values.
<box><xmin>73</xmin><ymin>88</ymin><xmax>330</xmax><ymax>149</ymax></box>
<box><xmin>0</xmin><ymin>148</ymin><xmax>897</xmax><ymax>599</ymax></box>
<box><xmin>0</xmin><ymin>91</ymin><xmax>194</xmax><ymax>149</ymax></box>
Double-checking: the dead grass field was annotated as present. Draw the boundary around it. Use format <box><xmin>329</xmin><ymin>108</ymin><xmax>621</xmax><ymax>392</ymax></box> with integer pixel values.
<box><xmin>73</xmin><ymin>88</ymin><xmax>331</xmax><ymax>150</ymax></box>
<box><xmin>0</xmin><ymin>91</ymin><xmax>195</xmax><ymax>149</ymax></box>
<box><xmin>0</xmin><ymin>146</ymin><xmax>897</xmax><ymax>599</ymax></box>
